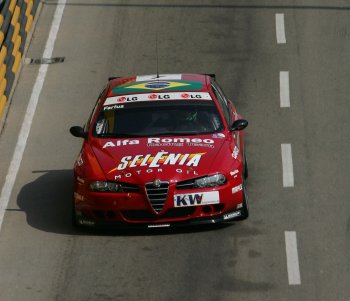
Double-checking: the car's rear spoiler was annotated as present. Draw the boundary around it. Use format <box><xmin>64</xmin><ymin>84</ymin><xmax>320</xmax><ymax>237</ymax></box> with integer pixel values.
<box><xmin>204</xmin><ymin>73</ymin><xmax>216</xmax><ymax>79</ymax></box>
<box><xmin>109</xmin><ymin>75</ymin><xmax>216</xmax><ymax>81</ymax></box>
<box><xmin>108</xmin><ymin>76</ymin><xmax>121</xmax><ymax>81</ymax></box>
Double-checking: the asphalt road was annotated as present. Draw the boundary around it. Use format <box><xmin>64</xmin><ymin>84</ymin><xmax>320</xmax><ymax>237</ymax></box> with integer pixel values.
<box><xmin>0</xmin><ymin>0</ymin><xmax>349</xmax><ymax>300</ymax></box>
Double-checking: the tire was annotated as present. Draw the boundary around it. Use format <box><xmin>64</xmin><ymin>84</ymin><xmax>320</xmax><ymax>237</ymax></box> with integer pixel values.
<box><xmin>243</xmin><ymin>147</ymin><xmax>248</xmax><ymax>179</ymax></box>
<box><xmin>240</xmin><ymin>180</ymin><xmax>249</xmax><ymax>219</ymax></box>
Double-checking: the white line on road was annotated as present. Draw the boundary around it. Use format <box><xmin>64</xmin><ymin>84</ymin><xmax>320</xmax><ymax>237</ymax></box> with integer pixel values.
<box><xmin>0</xmin><ymin>0</ymin><xmax>66</xmax><ymax>230</ymax></box>
<box><xmin>285</xmin><ymin>231</ymin><xmax>301</xmax><ymax>285</ymax></box>
<box><xmin>276</xmin><ymin>13</ymin><xmax>286</xmax><ymax>44</ymax></box>
<box><xmin>280</xmin><ymin>71</ymin><xmax>290</xmax><ymax>108</ymax></box>
<box><xmin>281</xmin><ymin>144</ymin><xmax>294</xmax><ymax>187</ymax></box>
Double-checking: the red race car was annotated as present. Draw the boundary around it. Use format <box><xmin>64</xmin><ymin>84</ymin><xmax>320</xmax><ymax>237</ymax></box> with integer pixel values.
<box><xmin>70</xmin><ymin>74</ymin><xmax>248</xmax><ymax>229</ymax></box>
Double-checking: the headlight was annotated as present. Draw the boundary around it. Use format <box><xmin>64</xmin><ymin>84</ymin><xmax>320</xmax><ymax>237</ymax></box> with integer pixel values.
<box><xmin>194</xmin><ymin>174</ymin><xmax>226</xmax><ymax>188</ymax></box>
<box><xmin>89</xmin><ymin>181</ymin><xmax>121</xmax><ymax>192</ymax></box>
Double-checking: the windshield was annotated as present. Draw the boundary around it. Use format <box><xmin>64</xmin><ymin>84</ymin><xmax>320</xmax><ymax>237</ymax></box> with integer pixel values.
<box><xmin>93</xmin><ymin>100</ymin><xmax>224</xmax><ymax>137</ymax></box>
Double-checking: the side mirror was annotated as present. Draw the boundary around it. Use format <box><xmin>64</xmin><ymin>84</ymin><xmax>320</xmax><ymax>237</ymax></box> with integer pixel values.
<box><xmin>230</xmin><ymin>119</ymin><xmax>248</xmax><ymax>132</ymax></box>
<box><xmin>70</xmin><ymin>126</ymin><xmax>87</xmax><ymax>138</ymax></box>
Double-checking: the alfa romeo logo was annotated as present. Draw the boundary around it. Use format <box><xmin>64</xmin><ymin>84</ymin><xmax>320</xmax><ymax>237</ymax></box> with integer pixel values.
<box><xmin>153</xmin><ymin>179</ymin><xmax>161</xmax><ymax>188</ymax></box>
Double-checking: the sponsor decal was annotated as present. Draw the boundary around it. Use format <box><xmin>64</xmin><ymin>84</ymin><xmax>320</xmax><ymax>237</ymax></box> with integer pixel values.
<box><xmin>236</xmin><ymin>203</ymin><xmax>243</xmax><ymax>209</ymax></box>
<box><xmin>186</xmin><ymin>167</ymin><xmax>198</xmax><ymax>175</ymax></box>
<box><xmin>232</xmin><ymin>146</ymin><xmax>239</xmax><ymax>159</ymax></box>
<box><xmin>95</xmin><ymin>120</ymin><xmax>104</xmax><ymax>134</ymax></box>
<box><xmin>148</xmin><ymin>224</ymin><xmax>171</xmax><ymax>228</ymax></box>
<box><xmin>147</xmin><ymin>142</ymin><xmax>184</xmax><ymax>147</ymax></box>
<box><xmin>108</xmin><ymin>151</ymin><xmax>205</xmax><ymax>173</ymax></box>
<box><xmin>186</xmin><ymin>143</ymin><xmax>214</xmax><ymax>149</ymax></box>
<box><xmin>103</xmin><ymin>96</ymin><xmax>138</xmax><ymax>105</ymax></box>
<box><xmin>103</xmin><ymin>104</ymin><xmax>124</xmax><ymax>110</ymax></box>
<box><xmin>119</xmin><ymin>96</ymin><xmax>138</xmax><ymax>102</ymax></box>
<box><xmin>147</xmin><ymin>137</ymin><xmax>214</xmax><ymax>148</ymax></box>
<box><xmin>78</xmin><ymin>219</ymin><xmax>95</xmax><ymax>226</ymax></box>
<box><xmin>101</xmin><ymin>137</ymin><xmax>213</xmax><ymax>149</ymax></box>
<box><xmin>76</xmin><ymin>176</ymin><xmax>85</xmax><ymax>184</ymax></box>
<box><xmin>180</xmin><ymin>93</ymin><xmax>206</xmax><ymax>99</ymax></box>
<box><xmin>76</xmin><ymin>153</ymin><xmax>84</xmax><ymax>166</ymax></box>
<box><xmin>230</xmin><ymin>170</ymin><xmax>239</xmax><ymax>177</ymax></box>
<box><xmin>174</xmin><ymin>191</ymin><xmax>220</xmax><ymax>207</ymax></box>
<box><xmin>232</xmin><ymin>184</ymin><xmax>243</xmax><ymax>194</ymax></box>
<box><xmin>103</xmin><ymin>140</ymin><xmax>139</xmax><ymax>149</ymax></box>
<box><xmin>223</xmin><ymin>211</ymin><xmax>241</xmax><ymax>220</ymax></box>
<box><xmin>148</xmin><ymin>137</ymin><xmax>214</xmax><ymax>143</ymax></box>
<box><xmin>74</xmin><ymin>192</ymin><xmax>84</xmax><ymax>202</ymax></box>
<box><xmin>103</xmin><ymin>92</ymin><xmax>212</xmax><ymax>106</ymax></box>
<box><xmin>147</xmin><ymin>93</ymin><xmax>173</xmax><ymax>100</ymax></box>
<box><xmin>212</xmin><ymin>133</ymin><xmax>225</xmax><ymax>138</ymax></box>
<box><xmin>114</xmin><ymin>167</ymin><xmax>197</xmax><ymax>179</ymax></box>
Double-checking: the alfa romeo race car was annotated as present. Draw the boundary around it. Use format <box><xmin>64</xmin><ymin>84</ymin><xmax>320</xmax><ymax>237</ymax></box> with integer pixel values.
<box><xmin>70</xmin><ymin>73</ymin><xmax>249</xmax><ymax>229</ymax></box>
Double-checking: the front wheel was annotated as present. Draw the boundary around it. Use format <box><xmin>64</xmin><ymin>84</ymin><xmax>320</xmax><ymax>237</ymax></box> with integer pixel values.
<box><xmin>240</xmin><ymin>180</ymin><xmax>249</xmax><ymax>219</ymax></box>
<box><xmin>243</xmin><ymin>147</ymin><xmax>248</xmax><ymax>179</ymax></box>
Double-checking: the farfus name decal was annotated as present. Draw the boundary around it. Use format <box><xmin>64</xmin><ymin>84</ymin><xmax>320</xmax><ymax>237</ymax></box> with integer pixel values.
<box><xmin>108</xmin><ymin>151</ymin><xmax>206</xmax><ymax>173</ymax></box>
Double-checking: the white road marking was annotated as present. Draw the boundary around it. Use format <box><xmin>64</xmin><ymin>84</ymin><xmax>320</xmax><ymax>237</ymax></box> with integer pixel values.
<box><xmin>280</xmin><ymin>71</ymin><xmax>290</xmax><ymax>108</ymax></box>
<box><xmin>0</xmin><ymin>0</ymin><xmax>66</xmax><ymax>229</ymax></box>
<box><xmin>276</xmin><ymin>13</ymin><xmax>286</xmax><ymax>44</ymax></box>
<box><xmin>285</xmin><ymin>231</ymin><xmax>301</xmax><ymax>285</ymax></box>
<box><xmin>281</xmin><ymin>144</ymin><xmax>294</xmax><ymax>187</ymax></box>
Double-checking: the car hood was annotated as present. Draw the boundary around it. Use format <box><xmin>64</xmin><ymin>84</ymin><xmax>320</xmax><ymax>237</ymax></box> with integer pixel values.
<box><xmin>90</xmin><ymin>134</ymin><xmax>231</xmax><ymax>183</ymax></box>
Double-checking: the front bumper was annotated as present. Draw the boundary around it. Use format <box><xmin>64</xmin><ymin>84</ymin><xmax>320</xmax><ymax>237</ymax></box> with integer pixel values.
<box><xmin>73</xmin><ymin>177</ymin><xmax>246</xmax><ymax>229</ymax></box>
<box><xmin>74</xmin><ymin>208</ymin><xmax>244</xmax><ymax>229</ymax></box>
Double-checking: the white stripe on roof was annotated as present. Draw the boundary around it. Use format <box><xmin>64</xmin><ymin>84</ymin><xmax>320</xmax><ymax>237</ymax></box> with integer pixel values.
<box><xmin>104</xmin><ymin>92</ymin><xmax>212</xmax><ymax>106</ymax></box>
<box><xmin>136</xmin><ymin>74</ymin><xmax>182</xmax><ymax>81</ymax></box>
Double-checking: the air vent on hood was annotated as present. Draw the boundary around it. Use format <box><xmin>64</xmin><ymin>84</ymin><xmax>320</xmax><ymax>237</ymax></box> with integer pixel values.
<box><xmin>176</xmin><ymin>178</ymin><xmax>196</xmax><ymax>190</ymax></box>
<box><xmin>120</xmin><ymin>182</ymin><xmax>140</xmax><ymax>193</ymax></box>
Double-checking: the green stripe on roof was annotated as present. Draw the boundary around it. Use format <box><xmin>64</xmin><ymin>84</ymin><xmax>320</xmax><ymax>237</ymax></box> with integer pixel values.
<box><xmin>112</xmin><ymin>80</ymin><xmax>203</xmax><ymax>95</ymax></box>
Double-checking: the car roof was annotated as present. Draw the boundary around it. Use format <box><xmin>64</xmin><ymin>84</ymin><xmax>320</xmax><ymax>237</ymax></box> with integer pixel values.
<box><xmin>107</xmin><ymin>74</ymin><xmax>213</xmax><ymax>97</ymax></box>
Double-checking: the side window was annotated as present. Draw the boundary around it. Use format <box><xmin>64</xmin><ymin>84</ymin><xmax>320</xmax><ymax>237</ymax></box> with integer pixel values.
<box><xmin>85</xmin><ymin>85</ymin><xmax>108</xmax><ymax>131</ymax></box>
<box><xmin>211</xmin><ymin>81</ymin><xmax>232</xmax><ymax>126</ymax></box>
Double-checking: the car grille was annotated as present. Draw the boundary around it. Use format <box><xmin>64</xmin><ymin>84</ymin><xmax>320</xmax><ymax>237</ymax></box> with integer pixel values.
<box><xmin>145</xmin><ymin>181</ymin><xmax>169</xmax><ymax>213</ymax></box>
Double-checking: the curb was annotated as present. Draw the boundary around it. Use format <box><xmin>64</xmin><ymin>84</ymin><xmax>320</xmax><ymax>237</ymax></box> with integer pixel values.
<box><xmin>0</xmin><ymin>0</ymin><xmax>41</xmax><ymax>135</ymax></box>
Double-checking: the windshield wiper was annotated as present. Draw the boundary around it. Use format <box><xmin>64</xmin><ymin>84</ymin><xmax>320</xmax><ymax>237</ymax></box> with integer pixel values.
<box><xmin>148</xmin><ymin>132</ymin><xmax>202</xmax><ymax>136</ymax></box>
<box><xmin>97</xmin><ymin>130</ymin><xmax>219</xmax><ymax>138</ymax></box>
<box><xmin>97</xmin><ymin>133</ymin><xmax>148</xmax><ymax>138</ymax></box>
